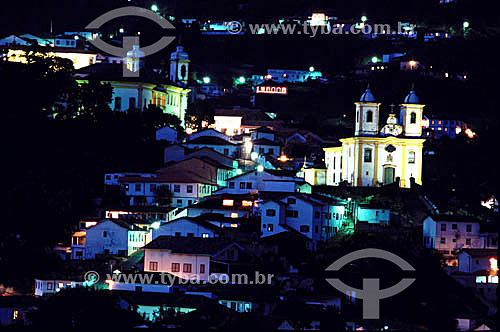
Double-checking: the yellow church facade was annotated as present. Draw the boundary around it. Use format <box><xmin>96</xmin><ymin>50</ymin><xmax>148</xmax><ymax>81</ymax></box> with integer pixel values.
<box><xmin>324</xmin><ymin>87</ymin><xmax>425</xmax><ymax>188</ymax></box>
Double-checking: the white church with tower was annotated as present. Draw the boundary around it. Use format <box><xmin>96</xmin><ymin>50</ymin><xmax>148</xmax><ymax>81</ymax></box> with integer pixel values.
<box><xmin>76</xmin><ymin>44</ymin><xmax>191</xmax><ymax>126</ymax></box>
<box><xmin>324</xmin><ymin>86</ymin><xmax>425</xmax><ymax>188</ymax></box>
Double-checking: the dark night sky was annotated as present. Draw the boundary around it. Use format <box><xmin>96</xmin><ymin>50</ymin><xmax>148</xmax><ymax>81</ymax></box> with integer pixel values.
<box><xmin>2</xmin><ymin>0</ymin><xmax>499</xmax><ymax>35</ymax></box>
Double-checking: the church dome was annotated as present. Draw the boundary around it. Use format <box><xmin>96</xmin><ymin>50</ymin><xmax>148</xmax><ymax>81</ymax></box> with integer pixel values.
<box><xmin>170</xmin><ymin>45</ymin><xmax>189</xmax><ymax>60</ymax></box>
<box><xmin>404</xmin><ymin>89</ymin><xmax>420</xmax><ymax>104</ymax></box>
<box><xmin>360</xmin><ymin>87</ymin><xmax>376</xmax><ymax>102</ymax></box>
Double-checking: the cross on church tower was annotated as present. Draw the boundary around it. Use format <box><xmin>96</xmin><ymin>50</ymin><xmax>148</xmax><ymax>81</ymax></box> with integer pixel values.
<box><xmin>389</xmin><ymin>104</ymin><xmax>396</xmax><ymax>113</ymax></box>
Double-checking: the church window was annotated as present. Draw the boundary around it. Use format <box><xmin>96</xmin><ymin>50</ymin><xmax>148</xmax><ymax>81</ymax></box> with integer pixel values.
<box><xmin>356</xmin><ymin>111</ymin><xmax>359</xmax><ymax>123</ymax></box>
<box><xmin>364</xmin><ymin>148</ymin><xmax>372</xmax><ymax>162</ymax></box>
<box><xmin>410</xmin><ymin>112</ymin><xmax>417</xmax><ymax>124</ymax></box>
<box><xmin>408</xmin><ymin>151</ymin><xmax>415</xmax><ymax>164</ymax></box>
<box><xmin>180</xmin><ymin>64</ymin><xmax>187</xmax><ymax>79</ymax></box>
<box><xmin>367</xmin><ymin>110</ymin><xmax>373</xmax><ymax>123</ymax></box>
<box><xmin>152</xmin><ymin>92</ymin><xmax>157</xmax><ymax>105</ymax></box>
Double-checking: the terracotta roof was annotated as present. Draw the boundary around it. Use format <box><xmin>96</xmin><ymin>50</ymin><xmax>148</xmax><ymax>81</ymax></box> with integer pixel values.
<box><xmin>458</xmin><ymin>249</ymin><xmax>497</xmax><ymax>258</ymax></box>
<box><xmin>252</xmin><ymin>138</ymin><xmax>282</xmax><ymax>146</ymax></box>
<box><xmin>429</xmin><ymin>214</ymin><xmax>481</xmax><ymax>223</ymax></box>
<box><xmin>144</xmin><ymin>236</ymin><xmax>240</xmax><ymax>255</ymax></box>
<box><xmin>185</xmin><ymin>136</ymin><xmax>240</xmax><ymax>146</ymax></box>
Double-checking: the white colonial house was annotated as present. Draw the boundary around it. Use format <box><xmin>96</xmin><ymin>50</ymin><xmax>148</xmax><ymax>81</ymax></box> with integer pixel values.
<box><xmin>34</xmin><ymin>279</ymin><xmax>84</xmax><ymax>297</ymax></box>
<box><xmin>152</xmin><ymin>217</ymin><xmax>221</xmax><ymax>239</ymax></box>
<box><xmin>84</xmin><ymin>219</ymin><xmax>151</xmax><ymax>259</ymax></box>
<box><xmin>143</xmin><ymin>236</ymin><xmax>243</xmax><ymax>281</ymax></box>
<box><xmin>423</xmin><ymin>215</ymin><xmax>484</xmax><ymax>256</ymax></box>
<box><xmin>219</xmin><ymin>169</ymin><xmax>307</xmax><ymax>195</ymax></box>
<box><xmin>183</xmin><ymin>136</ymin><xmax>241</xmax><ymax>159</ymax></box>
<box><xmin>260</xmin><ymin>193</ymin><xmax>345</xmax><ymax>247</ymax></box>
<box><xmin>324</xmin><ymin>87</ymin><xmax>425</xmax><ymax>188</ymax></box>
<box><xmin>118</xmin><ymin>168</ymin><xmax>218</xmax><ymax>208</ymax></box>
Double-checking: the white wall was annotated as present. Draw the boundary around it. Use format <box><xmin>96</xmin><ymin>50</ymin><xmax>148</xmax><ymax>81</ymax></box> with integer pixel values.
<box><xmin>144</xmin><ymin>249</ymin><xmax>211</xmax><ymax>281</ymax></box>
<box><xmin>214</xmin><ymin>116</ymin><xmax>242</xmax><ymax>136</ymax></box>
<box><xmin>85</xmin><ymin>221</ymin><xmax>128</xmax><ymax>259</ymax></box>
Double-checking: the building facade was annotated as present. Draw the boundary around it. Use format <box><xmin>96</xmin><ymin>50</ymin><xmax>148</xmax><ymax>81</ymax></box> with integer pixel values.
<box><xmin>324</xmin><ymin>87</ymin><xmax>425</xmax><ymax>188</ymax></box>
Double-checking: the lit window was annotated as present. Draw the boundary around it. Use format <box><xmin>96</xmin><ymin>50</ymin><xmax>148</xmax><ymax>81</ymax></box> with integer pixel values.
<box><xmin>476</xmin><ymin>276</ymin><xmax>487</xmax><ymax>283</ymax></box>
<box><xmin>408</xmin><ymin>151</ymin><xmax>415</xmax><ymax>164</ymax></box>
<box><xmin>488</xmin><ymin>275</ymin><xmax>498</xmax><ymax>284</ymax></box>
<box><xmin>149</xmin><ymin>261</ymin><xmax>158</xmax><ymax>271</ymax></box>
<box><xmin>202</xmin><ymin>233</ymin><xmax>209</xmax><ymax>238</ymax></box>
<box><xmin>13</xmin><ymin>310</ymin><xmax>19</xmax><ymax>320</ymax></box>
<box><xmin>230</xmin><ymin>224</ymin><xmax>238</xmax><ymax>228</ymax></box>
<box><xmin>364</xmin><ymin>148</ymin><xmax>372</xmax><ymax>162</ymax></box>
<box><xmin>231</xmin><ymin>213</ymin><xmax>238</xmax><ymax>218</ymax></box>
<box><xmin>223</xmin><ymin>199</ymin><xmax>234</xmax><ymax>206</ymax></box>
<box><xmin>242</xmin><ymin>200</ymin><xmax>252</xmax><ymax>207</ymax></box>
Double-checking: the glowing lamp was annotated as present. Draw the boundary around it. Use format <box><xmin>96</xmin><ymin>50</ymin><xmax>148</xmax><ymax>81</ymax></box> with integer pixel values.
<box><xmin>186</xmin><ymin>127</ymin><xmax>193</xmax><ymax>134</ymax></box>
<box><xmin>309</xmin><ymin>66</ymin><xmax>315</xmax><ymax>72</ymax></box>
<box><xmin>223</xmin><ymin>199</ymin><xmax>234</xmax><ymax>207</ymax></box>
<box><xmin>151</xmin><ymin>221</ymin><xmax>161</xmax><ymax>229</ymax></box>
<box><xmin>409</xmin><ymin>60</ymin><xmax>417</xmax><ymax>69</ymax></box>
<box><xmin>238</xmin><ymin>76</ymin><xmax>246</xmax><ymax>84</ymax></box>
<box><xmin>236</xmin><ymin>169</ymin><xmax>243</xmax><ymax>175</ymax></box>
<box><xmin>490</xmin><ymin>258</ymin><xmax>498</xmax><ymax>273</ymax></box>
<box><xmin>463</xmin><ymin>21</ymin><xmax>470</xmax><ymax>29</ymax></box>
<box><xmin>202</xmin><ymin>76</ymin><xmax>211</xmax><ymax>84</ymax></box>
<box><xmin>257</xmin><ymin>165</ymin><xmax>264</xmax><ymax>172</ymax></box>
<box><xmin>279</xmin><ymin>155</ymin><xmax>289</xmax><ymax>162</ymax></box>
<box><xmin>371</xmin><ymin>56</ymin><xmax>379</xmax><ymax>63</ymax></box>
<box><xmin>119</xmin><ymin>28</ymin><xmax>125</xmax><ymax>33</ymax></box>
<box><xmin>151</xmin><ymin>4</ymin><xmax>159</xmax><ymax>12</ymax></box>
<box><xmin>250</xmin><ymin>152</ymin><xmax>259</xmax><ymax>160</ymax></box>
<box><xmin>361</xmin><ymin>16</ymin><xmax>367</xmax><ymax>22</ymax></box>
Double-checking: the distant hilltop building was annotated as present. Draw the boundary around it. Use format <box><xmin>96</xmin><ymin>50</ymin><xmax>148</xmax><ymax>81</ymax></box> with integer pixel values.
<box><xmin>324</xmin><ymin>86</ymin><xmax>425</xmax><ymax>188</ymax></box>
<box><xmin>76</xmin><ymin>45</ymin><xmax>191</xmax><ymax>126</ymax></box>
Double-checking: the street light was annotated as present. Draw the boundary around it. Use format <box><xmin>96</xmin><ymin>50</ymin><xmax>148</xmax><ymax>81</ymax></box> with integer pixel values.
<box><xmin>309</xmin><ymin>66</ymin><xmax>315</xmax><ymax>72</ymax></box>
<box><xmin>463</xmin><ymin>21</ymin><xmax>470</xmax><ymax>29</ymax></box>
<box><xmin>361</xmin><ymin>15</ymin><xmax>367</xmax><ymax>23</ymax></box>
<box><xmin>371</xmin><ymin>56</ymin><xmax>379</xmax><ymax>63</ymax></box>
<box><xmin>257</xmin><ymin>165</ymin><xmax>264</xmax><ymax>172</ymax></box>
<box><xmin>203</xmin><ymin>76</ymin><xmax>211</xmax><ymax>84</ymax></box>
<box><xmin>238</xmin><ymin>76</ymin><xmax>246</xmax><ymax>84</ymax></box>
<box><xmin>151</xmin><ymin>4</ymin><xmax>159</xmax><ymax>12</ymax></box>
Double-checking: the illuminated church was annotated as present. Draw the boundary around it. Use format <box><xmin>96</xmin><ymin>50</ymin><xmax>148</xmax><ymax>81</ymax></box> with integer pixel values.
<box><xmin>323</xmin><ymin>86</ymin><xmax>425</xmax><ymax>188</ymax></box>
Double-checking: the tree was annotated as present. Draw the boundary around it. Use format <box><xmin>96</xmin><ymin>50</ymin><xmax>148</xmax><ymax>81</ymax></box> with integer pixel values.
<box><xmin>142</xmin><ymin>104</ymin><xmax>182</xmax><ymax>132</ymax></box>
<box><xmin>185</xmin><ymin>99</ymin><xmax>215</xmax><ymax>131</ymax></box>
<box><xmin>65</xmin><ymin>79</ymin><xmax>113</xmax><ymax>121</ymax></box>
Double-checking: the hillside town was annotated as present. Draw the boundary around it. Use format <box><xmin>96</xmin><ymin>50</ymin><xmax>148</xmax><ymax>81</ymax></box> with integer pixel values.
<box><xmin>1</xmin><ymin>0</ymin><xmax>498</xmax><ymax>330</ymax></box>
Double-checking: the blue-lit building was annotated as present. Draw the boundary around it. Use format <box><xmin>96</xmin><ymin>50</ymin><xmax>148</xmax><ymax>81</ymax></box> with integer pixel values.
<box><xmin>422</xmin><ymin>116</ymin><xmax>467</xmax><ymax>139</ymax></box>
